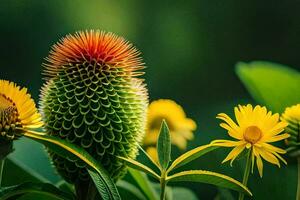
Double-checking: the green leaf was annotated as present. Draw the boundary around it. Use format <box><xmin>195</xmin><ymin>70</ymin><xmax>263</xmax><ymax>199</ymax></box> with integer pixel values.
<box><xmin>23</xmin><ymin>130</ymin><xmax>121</xmax><ymax>200</ymax></box>
<box><xmin>88</xmin><ymin>169</ymin><xmax>120</xmax><ymax>200</ymax></box>
<box><xmin>137</xmin><ymin>145</ymin><xmax>160</xmax><ymax>172</ymax></box>
<box><xmin>236</xmin><ymin>61</ymin><xmax>300</xmax><ymax>112</ymax></box>
<box><xmin>0</xmin><ymin>182</ymin><xmax>75</xmax><ymax>200</ymax></box>
<box><xmin>117</xmin><ymin>156</ymin><xmax>160</xmax><ymax>180</ymax></box>
<box><xmin>166</xmin><ymin>170</ymin><xmax>252</xmax><ymax>196</ymax></box>
<box><xmin>157</xmin><ymin>120</ymin><xmax>171</xmax><ymax>171</ymax></box>
<box><xmin>117</xmin><ymin>180</ymin><xmax>147</xmax><ymax>200</ymax></box>
<box><xmin>129</xmin><ymin>168</ymin><xmax>159</xmax><ymax>200</ymax></box>
<box><xmin>167</xmin><ymin>144</ymin><xmax>219</xmax><ymax>173</ymax></box>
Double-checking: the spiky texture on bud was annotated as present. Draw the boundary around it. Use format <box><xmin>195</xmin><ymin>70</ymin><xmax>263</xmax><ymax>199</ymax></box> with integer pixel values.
<box><xmin>40</xmin><ymin>30</ymin><xmax>148</xmax><ymax>183</ymax></box>
<box><xmin>282</xmin><ymin>104</ymin><xmax>300</xmax><ymax>157</ymax></box>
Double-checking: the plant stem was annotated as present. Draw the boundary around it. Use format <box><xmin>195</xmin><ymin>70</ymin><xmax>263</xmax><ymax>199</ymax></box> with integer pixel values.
<box><xmin>0</xmin><ymin>158</ymin><xmax>5</xmax><ymax>187</ymax></box>
<box><xmin>160</xmin><ymin>171</ymin><xmax>167</xmax><ymax>200</ymax></box>
<box><xmin>238</xmin><ymin>149</ymin><xmax>252</xmax><ymax>200</ymax></box>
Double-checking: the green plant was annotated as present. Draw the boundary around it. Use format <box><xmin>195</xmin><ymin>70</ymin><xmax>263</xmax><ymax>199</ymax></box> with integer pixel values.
<box><xmin>119</xmin><ymin>120</ymin><xmax>252</xmax><ymax>200</ymax></box>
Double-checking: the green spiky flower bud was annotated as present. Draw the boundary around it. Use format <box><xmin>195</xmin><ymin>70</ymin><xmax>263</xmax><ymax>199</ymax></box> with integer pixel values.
<box><xmin>40</xmin><ymin>30</ymin><xmax>148</xmax><ymax>183</ymax></box>
<box><xmin>282</xmin><ymin>104</ymin><xmax>300</xmax><ymax>157</ymax></box>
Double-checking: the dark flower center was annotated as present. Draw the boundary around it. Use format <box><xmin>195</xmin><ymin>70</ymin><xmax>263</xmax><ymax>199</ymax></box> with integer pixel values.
<box><xmin>0</xmin><ymin>94</ymin><xmax>20</xmax><ymax>139</ymax></box>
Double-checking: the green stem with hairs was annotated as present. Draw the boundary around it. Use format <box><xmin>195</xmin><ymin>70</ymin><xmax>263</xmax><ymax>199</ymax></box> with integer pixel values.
<box><xmin>238</xmin><ymin>149</ymin><xmax>252</xmax><ymax>200</ymax></box>
<box><xmin>160</xmin><ymin>171</ymin><xmax>167</xmax><ymax>200</ymax></box>
<box><xmin>0</xmin><ymin>158</ymin><xmax>5</xmax><ymax>187</ymax></box>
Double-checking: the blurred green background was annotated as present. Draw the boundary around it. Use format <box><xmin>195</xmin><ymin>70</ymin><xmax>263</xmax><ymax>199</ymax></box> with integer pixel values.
<box><xmin>1</xmin><ymin>0</ymin><xmax>300</xmax><ymax>199</ymax></box>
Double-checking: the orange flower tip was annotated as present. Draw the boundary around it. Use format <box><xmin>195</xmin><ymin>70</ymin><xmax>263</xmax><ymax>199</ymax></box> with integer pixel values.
<box><xmin>44</xmin><ymin>30</ymin><xmax>145</xmax><ymax>79</ymax></box>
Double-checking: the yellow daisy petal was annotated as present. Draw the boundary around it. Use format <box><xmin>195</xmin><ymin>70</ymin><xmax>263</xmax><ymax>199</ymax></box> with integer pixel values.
<box><xmin>272</xmin><ymin>152</ymin><xmax>287</xmax><ymax>165</ymax></box>
<box><xmin>253</xmin><ymin>148</ymin><xmax>264</xmax><ymax>177</ymax></box>
<box><xmin>219</xmin><ymin>123</ymin><xmax>243</xmax><ymax>140</ymax></box>
<box><xmin>265</xmin><ymin>121</ymin><xmax>288</xmax><ymax>136</ymax></box>
<box><xmin>264</xmin><ymin>133</ymin><xmax>290</xmax><ymax>143</ymax></box>
<box><xmin>234</xmin><ymin>106</ymin><xmax>245</xmax><ymax>126</ymax></box>
<box><xmin>221</xmin><ymin>144</ymin><xmax>246</xmax><ymax>166</ymax></box>
<box><xmin>211</xmin><ymin>139</ymin><xmax>245</xmax><ymax>147</ymax></box>
<box><xmin>260</xmin><ymin>143</ymin><xmax>286</xmax><ymax>154</ymax></box>
<box><xmin>217</xmin><ymin>113</ymin><xmax>240</xmax><ymax>132</ymax></box>
<box><xmin>255</xmin><ymin>147</ymin><xmax>280</xmax><ymax>167</ymax></box>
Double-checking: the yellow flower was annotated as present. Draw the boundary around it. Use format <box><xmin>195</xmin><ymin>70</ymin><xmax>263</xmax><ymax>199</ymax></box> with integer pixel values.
<box><xmin>143</xmin><ymin>99</ymin><xmax>196</xmax><ymax>159</ymax></box>
<box><xmin>281</xmin><ymin>104</ymin><xmax>300</xmax><ymax>148</ymax></box>
<box><xmin>282</xmin><ymin>104</ymin><xmax>300</xmax><ymax>123</ymax></box>
<box><xmin>0</xmin><ymin>80</ymin><xmax>43</xmax><ymax>140</ymax></box>
<box><xmin>211</xmin><ymin>104</ymin><xmax>289</xmax><ymax>177</ymax></box>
